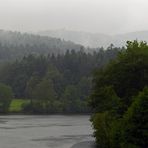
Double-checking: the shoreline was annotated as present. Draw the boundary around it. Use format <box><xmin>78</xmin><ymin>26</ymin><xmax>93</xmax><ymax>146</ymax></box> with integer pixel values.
<box><xmin>0</xmin><ymin>112</ymin><xmax>92</xmax><ymax>116</ymax></box>
<box><xmin>71</xmin><ymin>141</ymin><xmax>96</xmax><ymax>148</ymax></box>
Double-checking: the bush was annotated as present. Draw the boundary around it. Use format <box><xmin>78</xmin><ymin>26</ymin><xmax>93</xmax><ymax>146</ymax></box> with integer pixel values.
<box><xmin>0</xmin><ymin>83</ymin><xmax>13</xmax><ymax>113</ymax></box>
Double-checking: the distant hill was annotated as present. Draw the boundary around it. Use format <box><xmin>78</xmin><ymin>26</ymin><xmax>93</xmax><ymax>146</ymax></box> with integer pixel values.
<box><xmin>38</xmin><ymin>29</ymin><xmax>148</xmax><ymax>48</ymax></box>
<box><xmin>38</xmin><ymin>29</ymin><xmax>111</xmax><ymax>48</ymax></box>
<box><xmin>0</xmin><ymin>30</ymin><xmax>83</xmax><ymax>62</ymax></box>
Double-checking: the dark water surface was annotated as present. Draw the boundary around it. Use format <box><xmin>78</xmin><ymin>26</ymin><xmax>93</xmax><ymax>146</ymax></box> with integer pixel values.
<box><xmin>0</xmin><ymin>115</ymin><xmax>95</xmax><ymax>148</ymax></box>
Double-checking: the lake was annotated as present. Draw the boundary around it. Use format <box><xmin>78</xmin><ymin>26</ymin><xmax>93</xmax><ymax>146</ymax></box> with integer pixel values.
<box><xmin>0</xmin><ymin>115</ymin><xmax>95</xmax><ymax>148</ymax></box>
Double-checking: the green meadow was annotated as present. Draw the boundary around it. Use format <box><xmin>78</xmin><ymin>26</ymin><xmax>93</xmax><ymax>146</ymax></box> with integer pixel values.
<box><xmin>9</xmin><ymin>99</ymin><xmax>30</xmax><ymax>113</ymax></box>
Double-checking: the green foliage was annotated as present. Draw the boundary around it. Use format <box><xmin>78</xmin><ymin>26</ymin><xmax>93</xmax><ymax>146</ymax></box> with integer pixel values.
<box><xmin>90</xmin><ymin>86</ymin><xmax>120</xmax><ymax>113</ymax></box>
<box><xmin>90</xmin><ymin>86</ymin><xmax>121</xmax><ymax>148</ymax></box>
<box><xmin>90</xmin><ymin>41</ymin><xmax>148</xmax><ymax>147</ymax></box>
<box><xmin>0</xmin><ymin>83</ymin><xmax>13</xmax><ymax>113</ymax></box>
<box><xmin>92</xmin><ymin>112</ymin><xmax>114</xmax><ymax>148</ymax></box>
<box><xmin>62</xmin><ymin>85</ymin><xmax>87</xmax><ymax>113</ymax></box>
<box><xmin>31</xmin><ymin>78</ymin><xmax>57</xmax><ymax>113</ymax></box>
<box><xmin>92</xmin><ymin>40</ymin><xmax>148</xmax><ymax>112</ymax></box>
<box><xmin>120</xmin><ymin>87</ymin><xmax>148</xmax><ymax>148</ymax></box>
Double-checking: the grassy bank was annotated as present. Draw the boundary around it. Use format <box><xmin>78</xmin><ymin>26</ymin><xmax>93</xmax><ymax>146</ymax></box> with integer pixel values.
<box><xmin>9</xmin><ymin>99</ymin><xmax>30</xmax><ymax>113</ymax></box>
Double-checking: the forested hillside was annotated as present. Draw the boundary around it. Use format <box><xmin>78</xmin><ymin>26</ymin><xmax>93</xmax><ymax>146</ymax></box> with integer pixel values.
<box><xmin>0</xmin><ymin>30</ymin><xmax>83</xmax><ymax>62</ymax></box>
<box><xmin>0</xmin><ymin>48</ymin><xmax>119</xmax><ymax>114</ymax></box>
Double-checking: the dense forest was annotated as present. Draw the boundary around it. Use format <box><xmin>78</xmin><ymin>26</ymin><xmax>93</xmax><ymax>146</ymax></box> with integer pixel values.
<box><xmin>90</xmin><ymin>41</ymin><xmax>148</xmax><ymax>148</ymax></box>
<box><xmin>0</xmin><ymin>39</ymin><xmax>120</xmax><ymax>113</ymax></box>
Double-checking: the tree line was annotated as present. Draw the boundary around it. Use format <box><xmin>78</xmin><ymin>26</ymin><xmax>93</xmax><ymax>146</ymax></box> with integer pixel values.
<box><xmin>0</xmin><ymin>47</ymin><xmax>119</xmax><ymax>114</ymax></box>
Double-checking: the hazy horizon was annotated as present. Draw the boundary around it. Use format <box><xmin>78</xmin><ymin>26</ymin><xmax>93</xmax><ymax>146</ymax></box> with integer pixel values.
<box><xmin>1</xmin><ymin>28</ymin><xmax>148</xmax><ymax>36</ymax></box>
<box><xmin>0</xmin><ymin>0</ymin><xmax>148</xmax><ymax>35</ymax></box>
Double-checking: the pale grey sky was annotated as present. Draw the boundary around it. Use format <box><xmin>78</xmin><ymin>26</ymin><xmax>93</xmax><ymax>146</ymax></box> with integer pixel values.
<box><xmin>0</xmin><ymin>0</ymin><xmax>148</xmax><ymax>34</ymax></box>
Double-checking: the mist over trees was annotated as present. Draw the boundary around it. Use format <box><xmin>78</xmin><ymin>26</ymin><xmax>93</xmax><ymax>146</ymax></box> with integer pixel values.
<box><xmin>0</xmin><ymin>30</ymin><xmax>83</xmax><ymax>62</ymax></box>
<box><xmin>38</xmin><ymin>29</ymin><xmax>148</xmax><ymax>48</ymax></box>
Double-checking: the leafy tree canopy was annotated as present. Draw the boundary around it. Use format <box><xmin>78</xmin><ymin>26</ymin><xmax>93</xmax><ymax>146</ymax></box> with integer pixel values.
<box><xmin>90</xmin><ymin>41</ymin><xmax>148</xmax><ymax>147</ymax></box>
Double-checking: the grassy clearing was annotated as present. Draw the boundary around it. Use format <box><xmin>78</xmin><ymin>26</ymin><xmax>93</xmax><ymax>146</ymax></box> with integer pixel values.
<box><xmin>9</xmin><ymin>99</ymin><xmax>30</xmax><ymax>112</ymax></box>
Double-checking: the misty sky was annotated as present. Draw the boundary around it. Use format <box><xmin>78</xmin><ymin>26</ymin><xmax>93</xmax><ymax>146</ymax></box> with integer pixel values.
<box><xmin>0</xmin><ymin>0</ymin><xmax>148</xmax><ymax>34</ymax></box>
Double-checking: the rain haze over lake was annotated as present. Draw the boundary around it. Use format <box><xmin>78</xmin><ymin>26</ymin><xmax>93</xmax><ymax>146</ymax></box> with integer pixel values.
<box><xmin>0</xmin><ymin>1</ymin><xmax>147</xmax><ymax>148</ymax></box>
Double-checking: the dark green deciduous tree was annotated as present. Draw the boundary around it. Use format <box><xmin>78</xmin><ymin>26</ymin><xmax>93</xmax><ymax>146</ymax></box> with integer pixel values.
<box><xmin>90</xmin><ymin>41</ymin><xmax>148</xmax><ymax>147</ymax></box>
<box><xmin>0</xmin><ymin>83</ymin><xmax>13</xmax><ymax>113</ymax></box>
